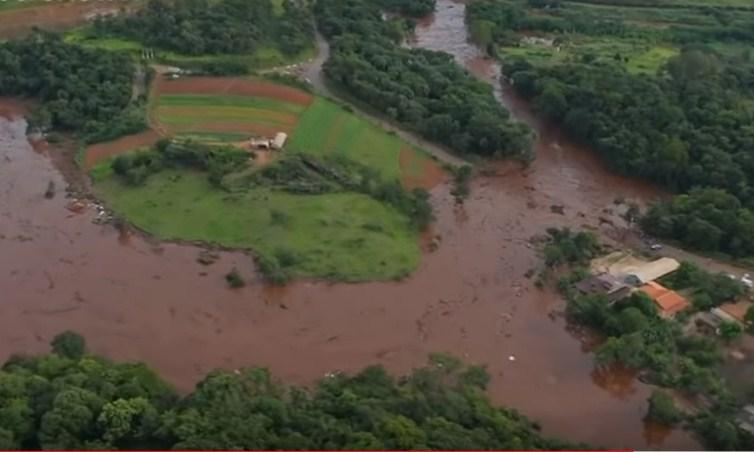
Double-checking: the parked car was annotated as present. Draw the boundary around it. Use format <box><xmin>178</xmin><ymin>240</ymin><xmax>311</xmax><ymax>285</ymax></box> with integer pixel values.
<box><xmin>650</xmin><ymin>243</ymin><xmax>663</xmax><ymax>251</ymax></box>
<box><xmin>742</xmin><ymin>274</ymin><xmax>753</xmax><ymax>289</ymax></box>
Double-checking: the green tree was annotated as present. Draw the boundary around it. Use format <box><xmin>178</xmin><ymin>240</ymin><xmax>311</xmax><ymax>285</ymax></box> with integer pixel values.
<box><xmin>51</xmin><ymin>331</ymin><xmax>86</xmax><ymax>360</ymax></box>
<box><xmin>646</xmin><ymin>390</ymin><xmax>682</xmax><ymax>426</ymax></box>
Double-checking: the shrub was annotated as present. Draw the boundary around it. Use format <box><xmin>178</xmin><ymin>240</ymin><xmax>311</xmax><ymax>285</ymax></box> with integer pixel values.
<box><xmin>225</xmin><ymin>268</ymin><xmax>246</xmax><ymax>288</ymax></box>
<box><xmin>646</xmin><ymin>390</ymin><xmax>683</xmax><ymax>426</ymax></box>
<box><xmin>51</xmin><ymin>331</ymin><xmax>87</xmax><ymax>360</ymax></box>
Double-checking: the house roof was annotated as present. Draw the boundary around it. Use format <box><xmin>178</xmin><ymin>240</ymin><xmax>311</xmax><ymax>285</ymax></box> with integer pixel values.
<box><xmin>719</xmin><ymin>301</ymin><xmax>753</xmax><ymax>323</ymax></box>
<box><xmin>639</xmin><ymin>281</ymin><xmax>690</xmax><ymax>316</ymax></box>
<box><xmin>576</xmin><ymin>274</ymin><xmax>629</xmax><ymax>295</ymax></box>
<box><xmin>625</xmin><ymin>257</ymin><xmax>680</xmax><ymax>284</ymax></box>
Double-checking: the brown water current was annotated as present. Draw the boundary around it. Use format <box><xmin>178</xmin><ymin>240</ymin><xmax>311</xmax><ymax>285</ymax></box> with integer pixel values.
<box><xmin>0</xmin><ymin>1</ymin><xmax>702</xmax><ymax>448</ymax></box>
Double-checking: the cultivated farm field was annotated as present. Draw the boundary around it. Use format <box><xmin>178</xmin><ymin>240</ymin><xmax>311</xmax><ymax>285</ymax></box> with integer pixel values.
<box><xmin>90</xmin><ymin>76</ymin><xmax>444</xmax><ymax>281</ymax></box>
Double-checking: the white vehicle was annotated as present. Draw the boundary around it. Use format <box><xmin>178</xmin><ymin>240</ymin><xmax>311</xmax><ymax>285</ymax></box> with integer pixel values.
<box><xmin>742</xmin><ymin>274</ymin><xmax>753</xmax><ymax>289</ymax></box>
<box><xmin>650</xmin><ymin>243</ymin><xmax>663</xmax><ymax>251</ymax></box>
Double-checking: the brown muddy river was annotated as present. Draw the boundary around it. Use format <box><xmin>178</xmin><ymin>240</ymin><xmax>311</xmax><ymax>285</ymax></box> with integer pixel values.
<box><xmin>0</xmin><ymin>1</ymin><xmax>701</xmax><ymax>449</ymax></box>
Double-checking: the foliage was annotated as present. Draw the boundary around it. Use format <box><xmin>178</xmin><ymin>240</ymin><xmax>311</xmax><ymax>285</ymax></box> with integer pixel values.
<box><xmin>225</xmin><ymin>269</ymin><xmax>245</xmax><ymax>288</ymax></box>
<box><xmin>646</xmin><ymin>390</ymin><xmax>683</xmax><ymax>426</ymax></box>
<box><xmin>92</xmin><ymin>0</ymin><xmax>313</xmax><ymax>57</ymax></box>
<box><xmin>720</xmin><ymin>321</ymin><xmax>743</xmax><ymax>343</ymax></box>
<box><xmin>542</xmin><ymin>227</ymin><xmax>601</xmax><ymax>268</ymax></box>
<box><xmin>373</xmin><ymin>0</ymin><xmax>436</xmax><ymax>17</ymax></box>
<box><xmin>111</xmin><ymin>140</ymin><xmax>249</xmax><ymax>188</ymax></box>
<box><xmin>504</xmin><ymin>51</ymin><xmax>754</xmax><ymax>257</ymax></box>
<box><xmin>0</xmin><ymin>339</ymin><xmax>576</xmax><ymax>450</ymax></box>
<box><xmin>660</xmin><ymin>261</ymin><xmax>746</xmax><ymax>309</ymax></box>
<box><xmin>0</xmin><ymin>32</ymin><xmax>134</xmax><ymax>138</ymax></box>
<box><xmin>451</xmin><ymin>165</ymin><xmax>473</xmax><ymax>202</ymax></box>
<box><xmin>642</xmin><ymin>188</ymin><xmax>754</xmax><ymax>258</ymax></box>
<box><xmin>315</xmin><ymin>0</ymin><xmax>533</xmax><ymax>159</ymax></box>
<box><xmin>50</xmin><ymin>331</ymin><xmax>86</xmax><ymax>360</ymax></box>
<box><xmin>567</xmin><ymin>290</ymin><xmax>726</xmax><ymax>397</ymax></box>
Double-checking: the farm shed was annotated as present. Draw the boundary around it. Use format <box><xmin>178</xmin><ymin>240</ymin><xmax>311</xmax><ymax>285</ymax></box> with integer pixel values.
<box><xmin>639</xmin><ymin>281</ymin><xmax>690</xmax><ymax>319</ymax></box>
<box><xmin>576</xmin><ymin>273</ymin><xmax>631</xmax><ymax>304</ymax></box>
<box><xmin>624</xmin><ymin>257</ymin><xmax>680</xmax><ymax>286</ymax></box>
<box><xmin>272</xmin><ymin>132</ymin><xmax>288</xmax><ymax>150</ymax></box>
<box><xmin>251</xmin><ymin>137</ymin><xmax>271</xmax><ymax>149</ymax></box>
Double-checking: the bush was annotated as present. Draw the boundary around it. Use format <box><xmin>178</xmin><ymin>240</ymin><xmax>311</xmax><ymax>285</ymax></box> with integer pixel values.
<box><xmin>225</xmin><ymin>268</ymin><xmax>246</xmax><ymax>288</ymax></box>
<box><xmin>646</xmin><ymin>390</ymin><xmax>683</xmax><ymax>426</ymax></box>
<box><xmin>51</xmin><ymin>331</ymin><xmax>87</xmax><ymax>360</ymax></box>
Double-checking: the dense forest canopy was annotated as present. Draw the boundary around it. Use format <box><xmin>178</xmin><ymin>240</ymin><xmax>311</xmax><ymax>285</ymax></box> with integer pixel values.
<box><xmin>315</xmin><ymin>0</ymin><xmax>533</xmax><ymax>159</ymax></box>
<box><xmin>469</xmin><ymin>0</ymin><xmax>754</xmax><ymax>257</ymax></box>
<box><xmin>0</xmin><ymin>33</ymin><xmax>139</xmax><ymax>140</ymax></box>
<box><xmin>0</xmin><ymin>332</ymin><xmax>576</xmax><ymax>450</ymax></box>
<box><xmin>92</xmin><ymin>0</ymin><xmax>313</xmax><ymax>56</ymax></box>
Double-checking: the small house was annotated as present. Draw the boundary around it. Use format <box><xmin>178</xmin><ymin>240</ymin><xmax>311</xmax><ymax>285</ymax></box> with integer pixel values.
<box><xmin>639</xmin><ymin>281</ymin><xmax>690</xmax><ymax>319</ymax></box>
<box><xmin>624</xmin><ymin>257</ymin><xmax>680</xmax><ymax>286</ymax></box>
<box><xmin>576</xmin><ymin>273</ymin><xmax>631</xmax><ymax>304</ymax></box>
<box><xmin>271</xmin><ymin>132</ymin><xmax>288</xmax><ymax>150</ymax></box>
<box><xmin>718</xmin><ymin>300</ymin><xmax>753</xmax><ymax>325</ymax></box>
<box><xmin>250</xmin><ymin>137</ymin><xmax>271</xmax><ymax>150</ymax></box>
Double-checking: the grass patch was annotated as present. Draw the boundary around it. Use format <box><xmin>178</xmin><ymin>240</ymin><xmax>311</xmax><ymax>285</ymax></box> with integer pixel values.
<box><xmin>289</xmin><ymin>97</ymin><xmax>431</xmax><ymax>182</ymax></box>
<box><xmin>95</xmin><ymin>169</ymin><xmax>421</xmax><ymax>281</ymax></box>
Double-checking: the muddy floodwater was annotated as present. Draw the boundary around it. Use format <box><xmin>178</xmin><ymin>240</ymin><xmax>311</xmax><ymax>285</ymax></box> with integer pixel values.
<box><xmin>0</xmin><ymin>2</ymin><xmax>701</xmax><ymax>449</ymax></box>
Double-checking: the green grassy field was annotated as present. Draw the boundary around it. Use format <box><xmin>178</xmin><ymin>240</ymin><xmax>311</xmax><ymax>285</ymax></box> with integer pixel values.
<box><xmin>94</xmin><ymin>167</ymin><xmax>421</xmax><ymax>281</ymax></box>
<box><xmin>92</xmin><ymin>79</ymin><xmax>440</xmax><ymax>282</ymax></box>
<box><xmin>289</xmin><ymin>98</ymin><xmax>428</xmax><ymax>182</ymax></box>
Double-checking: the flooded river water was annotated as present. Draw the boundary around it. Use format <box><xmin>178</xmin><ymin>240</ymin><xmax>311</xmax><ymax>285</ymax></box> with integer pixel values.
<box><xmin>0</xmin><ymin>1</ymin><xmax>702</xmax><ymax>448</ymax></box>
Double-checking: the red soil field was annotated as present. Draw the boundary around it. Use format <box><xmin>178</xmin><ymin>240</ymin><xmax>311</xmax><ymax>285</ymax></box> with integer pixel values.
<box><xmin>85</xmin><ymin>130</ymin><xmax>162</xmax><ymax>170</ymax></box>
<box><xmin>399</xmin><ymin>147</ymin><xmax>446</xmax><ymax>190</ymax></box>
<box><xmin>154</xmin><ymin>77</ymin><xmax>314</xmax><ymax>106</ymax></box>
<box><xmin>0</xmin><ymin>1</ymin><xmax>139</xmax><ymax>39</ymax></box>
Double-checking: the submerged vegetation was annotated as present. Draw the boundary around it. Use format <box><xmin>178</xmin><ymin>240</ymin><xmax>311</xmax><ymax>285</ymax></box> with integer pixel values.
<box><xmin>0</xmin><ymin>333</ymin><xmax>577</xmax><ymax>450</ymax></box>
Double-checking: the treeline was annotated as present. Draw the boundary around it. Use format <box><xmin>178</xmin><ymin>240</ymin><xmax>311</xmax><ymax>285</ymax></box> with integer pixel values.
<box><xmin>373</xmin><ymin>0</ymin><xmax>436</xmax><ymax>16</ymax></box>
<box><xmin>0</xmin><ymin>332</ymin><xmax>577</xmax><ymax>450</ymax></box>
<box><xmin>467</xmin><ymin>0</ymin><xmax>754</xmax><ymax>46</ymax></box>
<box><xmin>0</xmin><ymin>33</ymin><xmax>142</xmax><ymax>142</ymax></box>
<box><xmin>503</xmin><ymin>50</ymin><xmax>754</xmax><ymax>257</ymax></box>
<box><xmin>92</xmin><ymin>0</ymin><xmax>313</xmax><ymax>56</ymax></box>
<box><xmin>642</xmin><ymin>188</ymin><xmax>754</xmax><ymax>258</ymax></box>
<box><xmin>315</xmin><ymin>0</ymin><xmax>533</xmax><ymax>159</ymax></box>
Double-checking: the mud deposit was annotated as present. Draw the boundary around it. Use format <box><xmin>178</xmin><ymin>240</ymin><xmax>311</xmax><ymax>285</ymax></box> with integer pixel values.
<box><xmin>0</xmin><ymin>2</ymin><xmax>702</xmax><ymax>448</ymax></box>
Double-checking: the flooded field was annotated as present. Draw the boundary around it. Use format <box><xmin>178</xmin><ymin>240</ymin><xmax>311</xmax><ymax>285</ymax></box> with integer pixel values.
<box><xmin>0</xmin><ymin>1</ymin><xmax>703</xmax><ymax>448</ymax></box>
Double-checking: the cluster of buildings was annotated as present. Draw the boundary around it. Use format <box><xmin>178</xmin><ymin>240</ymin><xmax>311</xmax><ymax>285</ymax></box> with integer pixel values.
<box><xmin>577</xmin><ymin>252</ymin><xmax>753</xmax><ymax>330</ymax></box>
<box><xmin>577</xmin><ymin>253</ymin><xmax>689</xmax><ymax>318</ymax></box>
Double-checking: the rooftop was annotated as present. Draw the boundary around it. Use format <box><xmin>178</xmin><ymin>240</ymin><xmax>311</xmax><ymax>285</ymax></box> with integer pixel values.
<box><xmin>640</xmin><ymin>281</ymin><xmax>690</xmax><ymax>317</ymax></box>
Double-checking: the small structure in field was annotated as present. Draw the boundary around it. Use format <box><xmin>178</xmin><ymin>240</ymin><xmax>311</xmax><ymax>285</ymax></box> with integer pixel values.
<box><xmin>639</xmin><ymin>281</ymin><xmax>690</xmax><ymax>318</ymax></box>
<box><xmin>271</xmin><ymin>132</ymin><xmax>288</xmax><ymax>150</ymax></box>
<box><xmin>250</xmin><ymin>132</ymin><xmax>288</xmax><ymax>151</ymax></box>
<box><xmin>576</xmin><ymin>273</ymin><xmax>631</xmax><ymax>304</ymax></box>
<box><xmin>624</xmin><ymin>257</ymin><xmax>680</xmax><ymax>286</ymax></box>
<box><xmin>250</xmin><ymin>137</ymin><xmax>272</xmax><ymax>150</ymax></box>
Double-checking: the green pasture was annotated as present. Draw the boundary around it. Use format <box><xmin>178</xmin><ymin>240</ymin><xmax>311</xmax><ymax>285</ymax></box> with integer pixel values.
<box><xmin>94</xmin><ymin>168</ymin><xmax>421</xmax><ymax>281</ymax></box>
<box><xmin>289</xmin><ymin>97</ymin><xmax>431</xmax><ymax>182</ymax></box>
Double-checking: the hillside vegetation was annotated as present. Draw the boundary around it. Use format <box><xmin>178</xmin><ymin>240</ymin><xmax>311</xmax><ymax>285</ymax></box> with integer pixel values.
<box><xmin>0</xmin><ymin>332</ymin><xmax>577</xmax><ymax>450</ymax></box>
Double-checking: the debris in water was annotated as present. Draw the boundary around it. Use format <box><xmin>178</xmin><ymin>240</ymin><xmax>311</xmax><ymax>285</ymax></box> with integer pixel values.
<box><xmin>44</xmin><ymin>180</ymin><xmax>56</xmax><ymax>199</ymax></box>
<box><xmin>508</xmin><ymin>355</ymin><xmax>516</xmax><ymax>362</ymax></box>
